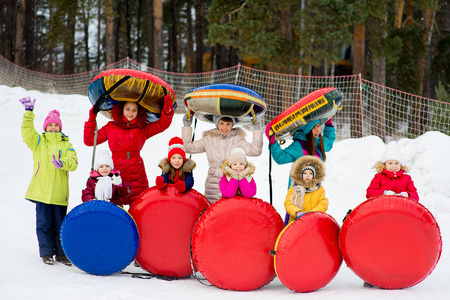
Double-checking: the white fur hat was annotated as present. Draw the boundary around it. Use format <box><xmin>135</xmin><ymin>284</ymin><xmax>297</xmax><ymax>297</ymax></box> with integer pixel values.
<box><xmin>228</xmin><ymin>147</ymin><xmax>247</xmax><ymax>166</ymax></box>
<box><xmin>381</xmin><ymin>145</ymin><xmax>403</xmax><ymax>164</ymax></box>
<box><xmin>95</xmin><ymin>149</ymin><xmax>114</xmax><ymax>170</ymax></box>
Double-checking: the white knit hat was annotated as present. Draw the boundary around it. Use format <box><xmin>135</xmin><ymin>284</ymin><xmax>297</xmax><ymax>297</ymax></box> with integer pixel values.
<box><xmin>213</xmin><ymin>115</ymin><xmax>236</xmax><ymax>128</ymax></box>
<box><xmin>228</xmin><ymin>148</ymin><xmax>247</xmax><ymax>166</ymax></box>
<box><xmin>95</xmin><ymin>149</ymin><xmax>114</xmax><ymax>170</ymax></box>
<box><xmin>381</xmin><ymin>145</ymin><xmax>403</xmax><ymax>164</ymax></box>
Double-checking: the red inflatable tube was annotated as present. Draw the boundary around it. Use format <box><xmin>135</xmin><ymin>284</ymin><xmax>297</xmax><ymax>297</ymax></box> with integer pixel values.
<box><xmin>191</xmin><ymin>196</ymin><xmax>284</xmax><ymax>291</ymax></box>
<box><xmin>128</xmin><ymin>185</ymin><xmax>210</xmax><ymax>278</ymax></box>
<box><xmin>339</xmin><ymin>195</ymin><xmax>442</xmax><ymax>289</ymax></box>
<box><xmin>274</xmin><ymin>212</ymin><xmax>342</xmax><ymax>292</ymax></box>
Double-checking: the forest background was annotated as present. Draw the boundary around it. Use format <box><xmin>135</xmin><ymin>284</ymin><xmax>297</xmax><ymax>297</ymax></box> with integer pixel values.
<box><xmin>1</xmin><ymin>0</ymin><xmax>449</xmax><ymax>101</ymax></box>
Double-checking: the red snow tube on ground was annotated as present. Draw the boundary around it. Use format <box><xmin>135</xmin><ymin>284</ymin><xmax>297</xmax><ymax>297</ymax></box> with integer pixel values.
<box><xmin>274</xmin><ymin>212</ymin><xmax>342</xmax><ymax>292</ymax></box>
<box><xmin>339</xmin><ymin>195</ymin><xmax>442</xmax><ymax>289</ymax></box>
<box><xmin>191</xmin><ymin>196</ymin><xmax>284</xmax><ymax>291</ymax></box>
<box><xmin>128</xmin><ymin>185</ymin><xmax>210</xmax><ymax>278</ymax></box>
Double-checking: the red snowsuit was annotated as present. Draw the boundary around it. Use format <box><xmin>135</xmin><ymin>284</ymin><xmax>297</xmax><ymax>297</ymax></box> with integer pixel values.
<box><xmin>84</xmin><ymin>102</ymin><xmax>173</xmax><ymax>204</ymax></box>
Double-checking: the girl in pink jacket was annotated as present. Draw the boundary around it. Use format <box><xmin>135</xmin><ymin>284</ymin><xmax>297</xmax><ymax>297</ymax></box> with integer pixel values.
<box><xmin>219</xmin><ymin>148</ymin><xmax>256</xmax><ymax>199</ymax></box>
<box><xmin>366</xmin><ymin>145</ymin><xmax>419</xmax><ymax>201</ymax></box>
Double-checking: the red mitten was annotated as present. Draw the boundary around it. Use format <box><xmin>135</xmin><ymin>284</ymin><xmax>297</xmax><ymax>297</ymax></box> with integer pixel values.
<box><xmin>155</xmin><ymin>176</ymin><xmax>167</xmax><ymax>189</ymax></box>
<box><xmin>162</xmin><ymin>94</ymin><xmax>174</xmax><ymax>115</ymax></box>
<box><xmin>88</xmin><ymin>106</ymin><xmax>98</xmax><ymax>122</ymax></box>
<box><xmin>265</xmin><ymin>123</ymin><xmax>276</xmax><ymax>145</ymax></box>
<box><xmin>175</xmin><ymin>180</ymin><xmax>186</xmax><ymax>192</ymax></box>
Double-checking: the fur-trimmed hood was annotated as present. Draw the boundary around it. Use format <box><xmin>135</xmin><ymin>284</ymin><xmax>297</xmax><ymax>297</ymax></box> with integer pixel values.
<box><xmin>111</xmin><ymin>102</ymin><xmax>148</xmax><ymax>129</ymax></box>
<box><xmin>158</xmin><ymin>157</ymin><xmax>196</xmax><ymax>174</ymax></box>
<box><xmin>374</xmin><ymin>161</ymin><xmax>409</xmax><ymax>173</ymax></box>
<box><xmin>220</xmin><ymin>160</ymin><xmax>255</xmax><ymax>178</ymax></box>
<box><xmin>290</xmin><ymin>155</ymin><xmax>325</xmax><ymax>188</ymax></box>
<box><xmin>202</xmin><ymin>127</ymin><xmax>246</xmax><ymax>139</ymax></box>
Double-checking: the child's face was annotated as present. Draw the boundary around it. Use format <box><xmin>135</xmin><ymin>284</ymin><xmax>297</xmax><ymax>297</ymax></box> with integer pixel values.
<box><xmin>123</xmin><ymin>102</ymin><xmax>139</xmax><ymax>121</ymax></box>
<box><xmin>311</xmin><ymin>123</ymin><xmax>322</xmax><ymax>138</ymax></box>
<box><xmin>170</xmin><ymin>154</ymin><xmax>184</xmax><ymax>170</ymax></box>
<box><xmin>302</xmin><ymin>169</ymin><xmax>314</xmax><ymax>183</ymax></box>
<box><xmin>218</xmin><ymin>120</ymin><xmax>233</xmax><ymax>135</ymax></box>
<box><xmin>385</xmin><ymin>160</ymin><xmax>401</xmax><ymax>172</ymax></box>
<box><xmin>45</xmin><ymin>123</ymin><xmax>60</xmax><ymax>132</ymax></box>
<box><xmin>97</xmin><ymin>164</ymin><xmax>112</xmax><ymax>176</ymax></box>
<box><xmin>230</xmin><ymin>161</ymin><xmax>246</xmax><ymax>173</ymax></box>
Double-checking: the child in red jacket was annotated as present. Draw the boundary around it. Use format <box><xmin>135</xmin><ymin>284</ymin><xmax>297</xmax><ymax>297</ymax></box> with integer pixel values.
<box><xmin>82</xmin><ymin>149</ymin><xmax>131</xmax><ymax>206</ymax></box>
<box><xmin>366</xmin><ymin>145</ymin><xmax>419</xmax><ymax>201</ymax></box>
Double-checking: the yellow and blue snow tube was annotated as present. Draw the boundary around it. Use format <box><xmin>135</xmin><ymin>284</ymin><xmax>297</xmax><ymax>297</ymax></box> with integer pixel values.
<box><xmin>183</xmin><ymin>83</ymin><xmax>266</xmax><ymax>124</ymax></box>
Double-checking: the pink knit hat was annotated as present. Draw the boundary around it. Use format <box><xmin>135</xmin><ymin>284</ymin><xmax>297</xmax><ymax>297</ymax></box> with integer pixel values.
<box><xmin>43</xmin><ymin>110</ymin><xmax>62</xmax><ymax>131</ymax></box>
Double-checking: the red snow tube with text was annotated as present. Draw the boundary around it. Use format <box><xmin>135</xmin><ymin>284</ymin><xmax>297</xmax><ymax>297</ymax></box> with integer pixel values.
<box><xmin>339</xmin><ymin>195</ymin><xmax>442</xmax><ymax>289</ymax></box>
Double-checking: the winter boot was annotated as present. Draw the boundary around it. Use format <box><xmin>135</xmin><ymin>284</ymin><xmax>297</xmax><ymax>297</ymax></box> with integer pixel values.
<box><xmin>42</xmin><ymin>255</ymin><xmax>54</xmax><ymax>265</ymax></box>
<box><xmin>363</xmin><ymin>282</ymin><xmax>375</xmax><ymax>288</ymax></box>
<box><xmin>55</xmin><ymin>255</ymin><xmax>72</xmax><ymax>266</ymax></box>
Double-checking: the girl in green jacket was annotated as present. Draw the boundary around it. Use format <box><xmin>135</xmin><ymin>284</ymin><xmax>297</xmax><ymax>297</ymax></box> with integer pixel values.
<box><xmin>20</xmin><ymin>97</ymin><xmax>78</xmax><ymax>266</ymax></box>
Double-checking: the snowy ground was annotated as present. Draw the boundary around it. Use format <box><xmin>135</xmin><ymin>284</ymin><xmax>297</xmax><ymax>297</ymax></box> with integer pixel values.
<box><xmin>0</xmin><ymin>85</ymin><xmax>448</xmax><ymax>299</ymax></box>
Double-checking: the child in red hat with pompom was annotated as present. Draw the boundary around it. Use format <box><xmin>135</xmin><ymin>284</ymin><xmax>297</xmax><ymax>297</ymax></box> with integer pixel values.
<box><xmin>155</xmin><ymin>137</ymin><xmax>196</xmax><ymax>192</ymax></box>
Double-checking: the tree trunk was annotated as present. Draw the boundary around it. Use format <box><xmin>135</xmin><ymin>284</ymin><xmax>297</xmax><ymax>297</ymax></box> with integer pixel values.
<box><xmin>372</xmin><ymin>57</ymin><xmax>386</xmax><ymax>139</ymax></box>
<box><xmin>194</xmin><ymin>0</ymin><xmax>204</xmax><ymax>73</ymax></box>
<box><xmin>154</xmin><ymin>0</ymin><xmax>163</xmax><ymax>69</ymax></box>
<box><xmin>186</xmin><ymin>0</ymin><xmax>194</xmax><ymax>72</ymax></box>
<box><xmin>169</xmin><ymin>0</ymin><xmax>178</xmax><ymax>72</ymax></box>
<box><xmin>24</xmin><ymin>0</ymin><xmax>35</xmax><ymax>69</ymax></box>
<box><xmin>352</xmin><ymin>24</ymin><xmax>365</xmax><ymax>138</ymax></box>
<box><xmin>2</xmin><ymin>0</ymin><xmax>15</xmax><ymax>61</ymax></box>
<box><xmin>147</xmin><ymin>0</ymin><xmax>154</xmax><ymax>67</ymax></box>
<box><xmin>394</xmin><ymin>0</ymin><xmax>404</xmax><ymax>29</ymax></box>
<box><xmin>82</xmin><ymin>3</ymin><xmax>91</xmax><ymax>71</ymax></box>
<box><xmin>14</xmin><ymin>0</ymin><xmax>26</xmax><ymax>66</ymax></box>
<box><xmin>136</xmin><ymin>0</ymin><xmax>143</xmax><ymax>62</ymax></box>
<box><xmin>96</xmin><ymin>0</ymin><xmax>102</xmax><ymax>68</ymax></box>
<box><xmin>105</xmin><ymin>0</ymin><xmax>115</xmax><ymax>66</ymax></box>
<box><xmin>64</xmin><ymin>5</ymin><xmax>76</xmax><ymax>75</ymax></box>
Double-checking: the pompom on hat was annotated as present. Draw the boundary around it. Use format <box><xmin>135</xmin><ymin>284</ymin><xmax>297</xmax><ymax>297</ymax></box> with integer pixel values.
<box><xmin>43</xmin><ymin>110</ymin><xmax>62</xmax><ymax>131</ymax></box>
<box><xmin>227</xmin><ymin>147</ymin><xmax>247</xmax><ymax>166</ymax></box>
<box><xmin>168</xmin><ymin>137</ymin><xmax>186</xmax><ymax>161</ymax></box>
<box><xmin>95</xmin><ymin>149</ymin><xmax>114</xmax><ymax>170</ymax></box>
<box><xmin>381</xmin><ymin>144</ymin><xmax>403</xmax><ymax>165</ymax></box>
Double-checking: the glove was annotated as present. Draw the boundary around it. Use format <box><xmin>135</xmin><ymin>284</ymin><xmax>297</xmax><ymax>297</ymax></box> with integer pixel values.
<box><xmin>296</xmin><ymin>212</ymin><xmax>306</xmax><ymax>218</ymax></box>
<box><xmin>88</xmin><ymin>106</ymin><xmax>98</xmax><ymax>122</ymax></box>
<box><xmin>183</xmin><ymin>114</ymin><xmax>193</xmax><ymax>127</ymax></box>
<box><xmin>383</xmin><ymin>190</ymin><xmax>396</xmax><ymax>196</ymax></box>
<box><xmin>155</xmin><ymin>176</ymin><xmax>167</xmax><ymax>189</ymax></box>
<box><xmin>224</xmin><ymin>166</ymin><xmax>239</xmax><ymax>180</ymax></box>
<box><xmin>175</xmin><ymin>180</ymin><xmax>186</xmax><ymax>192</ymax></box>
<box><xmin>111</xmin><ymin>173</ymin><xmax>122</xmax><ymax>186</ymax></box>
<box><xmin>238</xmin><ymin>166</ymin><xmax>252</xmax><ymax>180</ymax></box>
<box><xmin>325</xmin><ymin>118</ymin><xmax>333</xmax><ymax>126</ymax></box>
<box><xmin>52</xmin><ymin>154</ymin><xmax>63</xmax><ymax>169</ymax></box>
<box><xmin>162</xmin><ymin>94</ymin><xmax>174</xmax><ymax>115</ymax></box>
<box><xmin>265</xmin><ymin>123</ymin><xmax>276</xmax><ymax>145</ymax></box>
<box><xmin>19</xmin><ymin>97</ymin><xmax>36</xmax><ymax>111</ymax></box>
<box><xmin>251</xmin><ymin>119</ymin><xmax>262</xmax><ymax>130</ymax></box>
<box><xmin>398</xmin><ymin>192</ymin><xmax>408</xmax><ymax>197</ymax></box>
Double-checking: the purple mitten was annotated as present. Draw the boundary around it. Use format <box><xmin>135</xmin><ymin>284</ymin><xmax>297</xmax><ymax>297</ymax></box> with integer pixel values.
<box><xmin>325</xmin><ymin>118</ymin><xmax>333</xmax><ymax>126</ymax></box>
<box><xmin>19</xmin><ymin>97</ymin><xmax>36</xmax><ymax>111</ymax></box>
<box><xmin>52</xmin><ymin>154</ymin><xmax>63</xmax><ymax>169</ymax></box>
<box><xmin>265</xmin><ymin>123</ymin><xmax>276</xmax><ymax>145</ymax></box>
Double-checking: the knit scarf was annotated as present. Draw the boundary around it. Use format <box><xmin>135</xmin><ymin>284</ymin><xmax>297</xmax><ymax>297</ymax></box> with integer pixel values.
<box><xmin>95</xmin><ymin>176</ymin><xmax>113</xmax><ymax>201</ymax></box>
<box><xmin>291</xmin><ymin>183</ymin><xmax>321</xmax><ymax>209</ymax></box>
